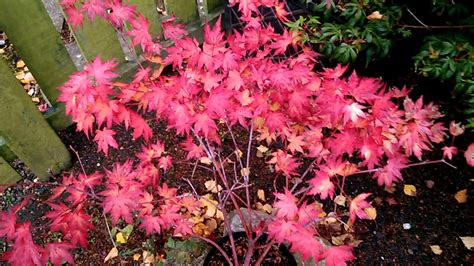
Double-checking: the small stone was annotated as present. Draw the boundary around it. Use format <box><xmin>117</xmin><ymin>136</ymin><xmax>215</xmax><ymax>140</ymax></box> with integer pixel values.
<box><xmin>403</xmin><ymin>223</ymin><xmax>411</xmax><ymax>230</ymax></box>
<box><xmin>96</xmin><ymin>163</ymin><xmax>101</xmax><ymax>167</ymax></box>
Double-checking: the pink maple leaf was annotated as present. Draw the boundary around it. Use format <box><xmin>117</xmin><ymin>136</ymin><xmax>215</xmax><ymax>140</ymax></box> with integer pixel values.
<box><xmin>94</xmin><ymin>128</ymin><xmax>118</xmax><ymax>156</ymax></box>
<box><xmin>308</xmin><ymin>171</ymin><xmax>335</xmax><ymax>200</ymax></box>
<box><xmin>64</xmin><ymin>7</ymin><xmax>84</xmax><ymax>28</ymax></box>
<box><xmin>274</xmin><ymin>189</ymin><xmax>298</xmax><ymax>219</ymax></box>
<box><xmin>324</xmin><ymin>245</ymin><xmax>355</xmax><ymax>266</ymax></box>
<box><xmin>100</xmin><ymin>185</ymin><xmax>137</xmax><ymax>225</ymax></box>
<box><xmin>350</xmin><ymin>193</ymin><xmax>372</xmax><ymax>222</ymax></box>
<box><xmin>140</xmin><ymin>215</ymin><xmax>163</xmax><ymax>235</ymax></box>
<box><xmin>86</xmin><ymin>57</ymin><xmax>118</xmax><ymax>85</ymax></box>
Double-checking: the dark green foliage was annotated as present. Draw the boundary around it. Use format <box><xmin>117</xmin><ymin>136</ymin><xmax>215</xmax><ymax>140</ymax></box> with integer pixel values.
<box><xmin>164</xmin><ymin>237</ymin><xmax>206</xmax><ymax>264</ymax></box>
<box><xmin>288</xmin><ymin>0</ymin><xmax>409</xmax><ymax>65</ymax></box>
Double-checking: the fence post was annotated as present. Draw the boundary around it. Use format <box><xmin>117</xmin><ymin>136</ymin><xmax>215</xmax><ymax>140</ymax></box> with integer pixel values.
<box><xmin>0</xmin><ymin>0</ymin><xmax>78</xmax><ymax>131</ymax></box>
<box><xmin>0</xmin><ymin>58</ymin><xmax>71</xmax><ymax>181</ymax></box>
<box><xmin>165</xmin><ymin>0</ymin><xmax>199</xmax><ymax>23</ymax></box>
<box><xmin>0</xmin><ymin>156</ymin><xmax>20</xmax><ymax>186</ymax></box>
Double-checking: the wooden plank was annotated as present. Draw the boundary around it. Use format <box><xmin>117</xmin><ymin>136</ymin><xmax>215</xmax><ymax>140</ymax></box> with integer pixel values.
<box><xmin>164</xmin><ymin>0</ymin><xmax>199</xmax><ymax>23</ymax></box>
<box><xmin>0</xmin><ymin>136</ymin><xmax>17</xmax><ymax>163</ymax></box>
<box><xmin>70</xmin><ymin>15</ymin><xmax>127</xmax><ymax>64</ymax></box>
<box><xmin>206</xmin><ymin>0</ymin><xmax>223</xmax><ymax>14</ymax></box>
<box><xmin>0</xmin><ymin>156</ymin><xmax>21</xmax><ymax>187</ymax></box>
<box><xmin>0</xmin><ymin>58</ymin><xmax>71</xmax><ymax>180</ymax></box>
<box><xmin>127</xmin><ymin>0</ymin><xmax>162</xmax><ymax>38</ymax></box>
<box><xmin>0</xmin><ymin>0</ymin><xmax>77</xmax><ymax>130</ymax></box>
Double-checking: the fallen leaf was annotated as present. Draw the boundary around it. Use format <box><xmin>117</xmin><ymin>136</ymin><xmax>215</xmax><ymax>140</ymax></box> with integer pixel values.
<box><xmin>364</xmin><ymin>207</ymin><xmax>377</xmax><ymax>220</ymax></box>
<box><xmin>200</xmin><ymin>157</ymin><xmax>212</xmax><ymax>165</ymax></box>
<box><xmin>257</xmin><ymin>189</ymin><xmax>265</xmax><ymax>201</ymax></box>
<box><xmin>257</xmin><ymin>145</ymin><xmax>269</xmax><ymax>153</ymax></box>
<box><xmin>16</xmin><ymin>60</ymin><xmax>25</xmax><ymax>68</ymax></box>
<box><xmin>143</xmin><ymin>250</ymin><xmax>155</xmax><ymax>264</ymax></box>
<box><xmin>460</xmin><ymin>236</ymin><xmax>474</xmax><ymax>250</ymax></box>
<box><xmin>116</xmin><ymin>232</ymin><xmax>127</xmax><ymax>244</ymax></box>
<box><xmin>235</xmin><ymin>149</ymin><xmax>243</xmax><ymax>158</ymax></box>
<box><xmin>104</xmin><ymin>247</ymin><xmax>118</xmax><ymax>263</ymax></box>
<box><xmin>430</xmin><ymin>245</ymin><xmax>443</xmax><ymax>255</ymax></box>
<box><xmin>240</xmin><ymin>167</ymin><xmax>250</xmax><ymax>177</ymax></box>
<box><xmin>454</xmin><ymin>189</ymin><xmax>467</xmax><ymax>203</ymax></box>
<box><xmin>32</xmin><ymin>97</ymin><xmax>40</xmax><ymax>103</ymax></box>
<box><xmin>262</xmin><ymin>203</ymin><xmax>273</xmax><ymax>213</ymax></box>
<box><xmin>15</xmin><ymin>71</ymin><xmax>25</xmax><ymax>80</ymax></box>
<box><xmin>331</xmin><ymin>234</ymin><xmax>351</xmax><ymax>246</ymax></box>
<box><xmin>384</xmin><ymin>185</ymin><xmax>396</xmax><ymax>193</ymax></box>
<box><xmin>205</xmin><ymin>218</ymin><xmax>218</xmax><ymax>234</ymax></box>
<box><xmin>425</xmin><ymin>180</ymin><xmax>435</xmax><ymax>189</ymax></box>
<box><xmin>367</xmin><ymin>11</ymin><xmax>383</xmax><ymax>20</ymax></box>
<box><xmin>403</xmin><ymin>184</ymin><xmax>417</xmax><ymax>196</ymax></box>
<box><xmin>204</xmin><ymin>180</ymin><xmax>222</xmax><ymax>193</ymax></box>
<box><xmin>373</xmin><ymin>197</ymin><xmax>383</xmax><ymax>205</ymax></box>
<box><xmin>23</xmin><ymin>72</ymin><xmax>34</xmax><ymax>82</ymax></box>
<box><xmin>133</xmin><ymin>253</ymin><xmax>141</xmax><ymax>261</ymax></box>
<box><xmin>334</xmin><ymin>195</ymin><xmax>346</xmax><ymax>206</ymax></box>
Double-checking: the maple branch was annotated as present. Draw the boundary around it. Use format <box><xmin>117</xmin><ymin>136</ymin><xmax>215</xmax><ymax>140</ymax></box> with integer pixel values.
<box><xmin>69</xmin><ymin>145</ymin><xmax>97</xmax><ymax>198</ymax></box>
<box><xmin>192</xmin><ymin>234</ymin><xmax>233</xmax><ymax>265</ymax></box>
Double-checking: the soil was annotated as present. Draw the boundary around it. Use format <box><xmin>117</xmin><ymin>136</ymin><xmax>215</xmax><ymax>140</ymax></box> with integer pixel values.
<box><xmin>204</xmin><ymin>232</ymin><xmax>296</xmax><ymax>265</ymax></box>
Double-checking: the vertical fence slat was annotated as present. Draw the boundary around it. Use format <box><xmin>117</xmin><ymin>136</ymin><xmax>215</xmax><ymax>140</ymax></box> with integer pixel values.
<box><xmin>127</xmin><ymin>0</ymin><xmax>162</xmax><ymax>37</ymax></box>
<box><xmin>0</xmin><ymin>0</ymin><xmax>77</xmax><ymax>130</ymax></box>
<box><xmin>0</xmin><ymin>58</ymin><xmax>70</xmax><ymax>181</ymax></box>
<box><xmin>206</xmin><ymin>0</ymin><xmax>223</xmax><ymax>14</ymax></box>
<box><xmin>71</xmin><ymin>17</ymin><xmax>127</xmax><ymax>64</ymax></box>
<box><xmin>165</xmin><ymin>0</ymin><xmax>199</xmax><ymax>23</ymax></box>
<box><xmin>0</xmin><ymin>156</ymin><xmax>20</xmax><ymax>186</ymax></box>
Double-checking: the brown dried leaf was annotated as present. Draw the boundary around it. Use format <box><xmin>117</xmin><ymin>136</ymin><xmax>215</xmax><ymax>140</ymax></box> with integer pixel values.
<box><xmin>16</xmin><ymin>60</ymin><xmax>25</xmax><ymax>68</ymax></box>
<box><xmin>454</xmin><ymin>189</ymin><xmax>467</xmax><ymax>203</ymax></box>
<box><xmin>204</xmin><ymin>180</ymin><xmax>222</xmax><ymax>193</ymax></box>
<box><xmin>257</xmin><ymin>189</ymin><xmax>265</xmax><ymax>201</ymax></box>
<box><xmin>365</xmin><ymin>207</ymin><xmax>377</xmax><ymax>220</ymax></box>
<box><xmin>367</xmin><ymin>11</ymin><xmax>383</xmax><ymax>20</ymax></box>
<box><xmin>334</xmin><ymin>195</ymin><xmax>346</xmax><ymax>206</ymax></box>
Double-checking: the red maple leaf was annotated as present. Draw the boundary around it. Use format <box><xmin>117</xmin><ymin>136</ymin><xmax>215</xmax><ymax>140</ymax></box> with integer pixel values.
<box><xmin>94</xmin><ymin>128</ymin><xmax>118</xmax><ymax>156</ymax></box>
<box><xmin>464</xmin><ymin>143</ymin><xmax>474</xmax><ymax>167</ymax></box>
<box><xmin>324</xmin><ymin>245</ymin><xmax>355</xmax><ymax>266</ymax></box>
<box><xmin>105</xmin><ymin>0</ymin><xmax>136</xmax><ymax>28</ymax></box>
<box><xmin>267</xmin><ymin>219</ymin><xmax>297</xmax><ymax>244</ymax></box>
<box><xmin>81</xmin><ymin>0</ymin><xmax>106</xmax><ymax>20</ymax></box>
<box><xmin>100</xmin><ymin>184</ymin><xmax>137</xmax><ymax>225</ymax></box>
<box><xmin>162</xmin><ymin>16</ymin><xmax>187</xmax><ymax>41</ymax></box>
<box><xmin>268</xmin><ymin>150</ymin><xmax>301</xmax><ymax>176</ymax></box>
<box><xmin>181</xmin><ymin>137</ymin><xmax>205</xmax><ymax>160</ymax></box>
<box><xmin>0</xmin><ymin>209</ymin><xmax>16</xmax><ymax>240</ymax></box>
<box><xmin>140</xmin><ymin>215</ymin><xmax>163</xmax><ymax>235</ymax></box>
<box><xmin>130</xmin><ymin>112</ymin><xmax>152</xmax><ymax>141</ymax></box>
<box><xmin>42</xmin><ymin>242</ymin><xmax>75</xmax><ymax>266</ymax></box>
<box><xmin>2</xmin><ymin>223</ymin><xmax>43</xmax><ymax>266</ymax></box>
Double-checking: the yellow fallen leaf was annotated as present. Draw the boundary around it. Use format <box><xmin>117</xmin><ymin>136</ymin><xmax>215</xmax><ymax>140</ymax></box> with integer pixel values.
<box><xmin>257</xmin><ymin>189</ymin><xmax>265</xmax><ymax>201</ymax></box>
<box><xmin>200</xmin><ymin>194</ymin><xmax>220</xmax><ymax>218</ymax></box>
<box><xmin>367</xmin><ymin>11</ymin><xmax>383</xmax><ymax>20</ymax></box>
<box><xmin>454</xmin><ymin>189</ymin><xmax>467</xmax><ymax>203</ymax></box>
<box><xmin>365</xmin><ymin>207</ymin><xmax>377</xmax><ymax>220</ymax></box>
<box><xmin>235</xmin><ymin>149</ymin><xmax>243</xmax><ymax>158</ymax></box>
<box><xmin>460</xmin><ymin>236</ymin><xmax>474</xmax><ymax>250</ymax></box>
<box><xmin>16</xmin><ymin>60</ymin><xmax>25</xmax><ymax>68</ymax></box>
<box><xmin>430</xmin><ymin>245</ymin><xmax>443</xmax><ymax>255</ymax></box>
<box><xmin>403</xmin><ymin>184</ymin><xmax>417</xmax><ymax>196</ymax></box>
<box><xmin>23</xmin><ymin>72</ymin><xmax>34</xmax><ymax>82</ymax></box>
<box><xmin>204</xmin><ymin>180</ymin><xmax>222</xmax><ymax>193</ymax></box>
<box><xmin>15</xmin><ymin>71</ymin><xmax>25</xmax><ymax>80</ymax></box>
<box><xmin>104</xmin><ymin>247</ymin><xmax>118</xmax><ymax>263</ymax></box>
<box><xmin>116</xmin><ymin>232</ymin><xmax>127</xmax><ymax>244</ymax></box>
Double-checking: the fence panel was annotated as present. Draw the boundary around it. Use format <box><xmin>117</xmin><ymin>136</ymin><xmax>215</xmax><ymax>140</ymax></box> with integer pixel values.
<box><xmin>0</xmin><ymin>58</ymin><xmax>71</xmax><ymax>181</ymax></box>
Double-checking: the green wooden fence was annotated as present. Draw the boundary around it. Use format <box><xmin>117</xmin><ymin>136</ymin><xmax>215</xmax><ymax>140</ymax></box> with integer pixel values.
<box><xmin>0</xmin><ymin>0</ymin><xmax>223</xmax><ymax>186</ymax></box>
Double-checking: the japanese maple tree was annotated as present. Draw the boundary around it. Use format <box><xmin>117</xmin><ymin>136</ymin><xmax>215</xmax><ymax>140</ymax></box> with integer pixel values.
<box><xmin>1</xmin><ymin>0</ymin><xmax>470</xmax><ymax>265</ymax></box>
